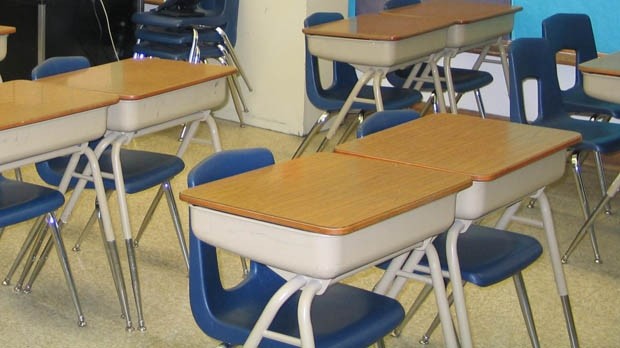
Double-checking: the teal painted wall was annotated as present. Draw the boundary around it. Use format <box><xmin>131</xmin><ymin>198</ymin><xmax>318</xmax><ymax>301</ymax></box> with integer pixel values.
<box><xmin>512</xmin><ymin>0</ymin><xmax>618</xmax><ymax>53</ymax></box>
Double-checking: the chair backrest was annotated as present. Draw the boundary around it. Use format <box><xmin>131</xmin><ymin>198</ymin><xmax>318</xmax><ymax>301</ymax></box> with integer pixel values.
<box><xmin>384</xmin><ymin>0</ymin><xmax>421</xmax><ymax>10</ymax></box>
<box><xmin>200</xmin><ymin>0</ymin><xmax>239</xmax><ymax>45</ymax></box>
<box><xmin>31</xmin><ymin>56</ymin><xmax>93</xmax><ymax>185</ymax></box>
<box><xmin>508</xmin><ymin>38</ymin><xmax>568</xmax><ymax>125</ymax></box>
<box><xmin>357</xmin><ymin>110</ymin><xmax>420</xmax><ymax>138</ymax></box>
<box><xmin>542</xmin><ymin>13</ymin><xmax>598</xmax><ymax>90</ymax></box>
<box><xmin>31</xmin><ymin>56</ymin><xmax>90</xmax><ymax>80</ymax></box>
<box><xmin>186</xmin><ymin>148</ymin><xmax>277</xmax><ymax>342</ymax></box>
<box><xmin>304</xmin><ymin>12</ymin><xmax>358</xmax><ymax>110</ymax></box>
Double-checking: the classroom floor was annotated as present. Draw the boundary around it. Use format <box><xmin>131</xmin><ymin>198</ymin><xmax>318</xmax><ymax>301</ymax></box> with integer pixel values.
<box><xmin>0</xmin><ymin>117</ymin><xmax>619</xmax><ymax>347</ymax></box>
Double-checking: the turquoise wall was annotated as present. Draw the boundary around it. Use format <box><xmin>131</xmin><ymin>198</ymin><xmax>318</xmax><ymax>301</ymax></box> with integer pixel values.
<box><xmin>509</xmin><ymin>0</ymin><xmax>618</xmax><ymax>53</ymax></box>
<box><xmin>350</xmin><ymin>0</ymin><xmax>619</xmax><ymax>53</ymax></box>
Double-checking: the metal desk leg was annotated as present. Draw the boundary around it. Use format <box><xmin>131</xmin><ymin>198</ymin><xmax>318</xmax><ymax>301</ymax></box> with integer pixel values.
<box><xmin>317</xmin><ymin>70</ymin><xmax>376</xmax><ymax>152</ymax></box>
<box><xmin>110</xmin><ymin>138</ymin><xmax>146</xmax><ymax>331</ymax></box>
<box><xmin>496</xmin><ymin>190</ymin><xmax>580</xmax><ymax>348</ymax></box>
<box><xmin>446</xmin><ymin>219</ymin><xmax>473</xmax><ymax>348</ymax></box>
<box><xmin>244</xmin><ymin>276</ymin><xmax>308</xmax><ymax>347</ymax></box>
<box><xmin>563</xmin><ymin>173</ymin><xmax>620</xmax><ymax>262</ymax></box>
<box><xmin>442</xmin><ymin>50</ymin><xmax>459</xmax><ymax>114</ymax></box>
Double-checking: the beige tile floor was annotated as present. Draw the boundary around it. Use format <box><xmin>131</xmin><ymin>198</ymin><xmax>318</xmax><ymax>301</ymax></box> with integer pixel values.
<box><xmin>0</xmin><ymin>117</ymin><xmax>619</xmax><ymax>347</ymax></box>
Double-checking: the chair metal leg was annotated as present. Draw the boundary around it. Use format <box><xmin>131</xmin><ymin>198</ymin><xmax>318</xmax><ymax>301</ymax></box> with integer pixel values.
<box><xmin>563</xmin><ymin>152</ymin><xmax>602</xmax><ymax>263</ymax></box>
<box><xmin>22</xmin><ymin>233</ymin><xmax>54</xmax><ymax>293</ymax></box>
<box><xmin>225</xmin><ymin>74</ymin><xmax>246</xmax><ymax>127</ymax></box>
<box><xmin>47</xmin><ymin>212</ymin><xmax>86</xmax><ymax>327</ymax></box>
<box><xmin>215</xmin><ymin>27</ymin><xmax>252</xmax><ymax>92</ymax></box>
<box><xmin>513</xmin><ymin>272</ymin><xmax>540</xmax><ymax>348</ymax></box>
<box><xmin>12</xmin><ymin>220</ymin><xmax>49</xmax><ymax>292</ymax></box>
<box><xmin>562</xmin><ymin>153</ymin><xmax>602</xmax><ymax>263</ymax></box>
<box><xmin>337</xmin><ymin>111</ymin><xmax>365</xmax><ymax>145</ymax></box>
<box><xmin>292</xmin><ymin>111</ymin><xmax>332</xmax><ymax>159</ymax></box>
<box><xmin>13</xmin><ymin>168</ymin><xmax>22</xmax><ymax>181</ymax></box>
<box><xmin>593</xmin><ymin>152</ymin><xmax>612</xmax><ymax>215</ymax></box>
<box><xmin>420</xmin><ymin>93</ymin><xmax>436</xmax><ymax>116</ymax></box>
<box><xmin>563</xmin><ymin>172</ymin><xmax>620</xmax><ymax>264</ymax></box>
<box><xmin>162</xmin><ymin>181</ymin><xmax>190</xmax><ymax>272</ymax></box>
<box><xmin>392</xmin><ymin>283</ymin><xmax>434</xmax><ymax>337</ymax></box>
<box><xmin>73</xmin><ymin>192</ymin><xmax>113</xmax><ymax>252</ymax></box>
<box><xmin>96</xmin><ymin>203</ymin><xmax>134</xmax><ymax>331</ymax></box>
<box><xmin>3</xmin><ymin>215</ymin><xmax>46</xmax><ymax>286</ymax></box>
<box><xmin>473</xmin><ymin>89</ymin><xmax>487</xmax><ymax>119</ymax></box>
<box><xmin>419</xmin><ymin>284</ymin><xmax>458</xmax><ymax>346</ymax></box>
<box><xmin>134</xmin><ymin>185</ymin><xmax>165</xmax><ymax>247</ymax></box>
<box><xmin>125</xmin><ymin>237</ymin><xmax>146</xmax><ymax>331</ymax></box>
<box><xmin>178</xmin><ymin>124</ymin><xmax>188</xmax><ymax>142</ymax></box>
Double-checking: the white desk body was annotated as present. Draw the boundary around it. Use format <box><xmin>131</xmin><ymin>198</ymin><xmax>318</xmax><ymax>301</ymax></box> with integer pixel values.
<box><xmin>303</xmin><ymin>13</ymin><xmax>453</xmax><ymax>145</ymax></box>
<box><xmin>581</xmin><ymin>52</ymin><xmax>620</xmax><ymax>104</ymax></box>
<box><xmin>571</xmin><ymin>52</ymin><xmax>620</xmax><ymax>266</ymax></box>
<box><xmin>0</xmin><ymin>25</ymin><xmax>16</xmax><ymax>82</ymax></box>
<box><xmin>0</xmin><ymin>80</ymin><xmax>126</xmax><ymax>327</ymax></box>
<box><xmin>39</xmin><ymin>58</ymin><xmax>236</xmax><ymax>331</ymax></box>
<box><xmin>383</xmin><ymin>2</ymin><xmax>521</xmax><ymax>114</ymax></box>
<box><xmin>336</xmin><ymin>114</ymin><xmax>582</xmax><ymax>348</ymax></box>
<box><xmin>181</xmin><ymin>152</ymin><xmax>472</xmax><ymax>348</ymax></box>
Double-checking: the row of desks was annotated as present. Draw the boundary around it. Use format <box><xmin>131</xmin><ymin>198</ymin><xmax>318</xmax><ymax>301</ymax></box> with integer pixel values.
<box><xmin>0</xmin><ymin>58</ymin><xmax>236</xmax><ymax>330</ymax></box>
<box><xmin>180</xmin><ymin>114</ymin><xmax>582</xmax><ymax>348</ymax></box>
<box><xmin>302</xmin><ymin>1</ymin><xmax>521</xmax><ymax>145</ymax></box>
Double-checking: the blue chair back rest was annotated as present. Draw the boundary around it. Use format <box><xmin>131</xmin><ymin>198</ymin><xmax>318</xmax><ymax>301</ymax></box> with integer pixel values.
<box><xmin>542</xmin><ymin>13</ymin><xmax>598</xmax><ymax>89</ymax></box>
<box><xmin>31</xmin><ymin>56</ymin><xmax>91</xmax><ymax>80</ymax></box>
<box><xmin>31</xmin><ymin>56</ymin><xmax>94</xmax><ymax>178</ymax></box>
<box><xmin>509</xmin><ymin>38</ymin><xmax>568</xmax><ymax>125</ymax></box>
<box><xmin>357</xmin><ymin>110</ymin><xmax>420</xmax><ymax>138</ymax></box>
<box><xmin>186</xmin><ymin>148</ymin><xmax>275</xmax><ymax>305</ymax></box>
<box><xmin>200</xmin><ymin>0</ymin><xmax>239</xmax><ymax>45</ymax></box>
<box><xmin>304</xmin><ymin>12</ymin><xmax>358</xmax><ymax>109</ymax></box>
<box><xmin>383</xmin><ymin>0</ymin><xmax>421</xmax><ymax>10</ymax></box>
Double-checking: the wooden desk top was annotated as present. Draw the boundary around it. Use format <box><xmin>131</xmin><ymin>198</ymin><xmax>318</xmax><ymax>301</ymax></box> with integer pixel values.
<box><xmin>39</xmin><ymin>58</ymin><xmax>236</xmax><ymax>101</ymax></box>
<box><xmin>579</xmin><ymin>52</ymin><xmax>620</xmax><ymax>77</ymax></box>
<box><xmin>145</xmin><ymin>0</ymin><xmax>164</xmax><ymax>5</ymax></box>
<box><xmin>382</xmin><ymin>1</ymin><xmax>522</xmax><ymax>23</ymax></box>
<box><xmin>0</xmin><ymin>26</ymin><xmax>16</xmax><ymax>35</ymax></box>
<box><xmin>180</xmin><ymin>152</ymin><xmax>471</xmax><ymax>235</ymax></box>
<box><xmin>302</xmin><ymin>13</ymin><xmax>453</xmax><ymax>41</ymax></box>
<box><xmin>0</xmin><ymin>80</ymin><xmax>119</xmax><ymax>131</ymax></box>
<box><xmin>335</xmin><ymin>114</ymin><xmax>581</xmax><ymax>181</ymax></box>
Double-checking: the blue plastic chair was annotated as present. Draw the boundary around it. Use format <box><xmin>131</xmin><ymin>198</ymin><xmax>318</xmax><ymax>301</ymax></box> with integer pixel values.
<box><xmin>509</xmin><ymin>38</ymin><xmax>620</xmax><ymax>264</ymax></box>
<box><xmin>132</xmin><ymin>0</ymin><xmax>249</xmax><ymax>127</ymax></box>
<box><xmin>292</xmin><ymin>12</ymin><xmax>423</xmax><ymax>158</ymax></box>
<box><xmin>359</xmin><ymin>111</ymin><xmax>541</xmax><ymax>347</ymax></box>
<box><xmin>0</xmin><ymin>174</ymin><xmax>86</xmax><ymax>327</ymax></box>
<box><xmin>356</xmin><ymin>109</ymin><xmax>421</xmax><ymax>139</ymax></box>
<box><xmin>542</xmin><ymin>13</ymin><xmax>620</xmax><ymax>121</ymax></box>
<box><xmin>5</xmin><ymin>57</ymin><xmax>190</xmax><ymax>310</ymax></box>
<box><xmin>187</xmin><ymin>148</ymin><xmax>405</xmax><ymax>347</ymax></box>
<box><xmin>383</xmin><ymin>0</ymin><xmax>493</xmax><ymax>117</ymax></box>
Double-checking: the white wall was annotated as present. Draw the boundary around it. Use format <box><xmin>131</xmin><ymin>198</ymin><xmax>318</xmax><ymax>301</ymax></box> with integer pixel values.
<box><xmin>213</xmin><ymin>0</ymin><xmax>349</xmax><ymax>136</ymax></box>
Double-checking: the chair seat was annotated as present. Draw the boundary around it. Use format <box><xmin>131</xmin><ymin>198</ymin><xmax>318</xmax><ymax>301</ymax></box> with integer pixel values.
<box><xmin>36</xmin><ymin>148</ymin><xmax>185</xmax><ymax>194</ymax></box>
<box><xmin>315</xmin><ymin>83</ymin><xmax>422</xmax><ymax>112</ymax></box>
<box><xmin>378</xmin><ymin>225</ymin><xmax>543</xmax><ymax>287</ymax></box>
<box><xmin>0</xmin><ymin>176</ymin><xmax>65</xmax><ymax>227</ymax></box>
<box><xmin>430</xmin><ymin>225</ymin><xmax>542</xmax><ymax>287</ymax></box>
<box><xmin>534</xmin><ymin>117</ymin><xmax>620</xmax><ymax>154</ymax></box>
<box><xmin>387</xmin><ymin>64</ymin><xmax>493</xmax><ymax>94</ymax></box>
<box><xmin>562</xmin><ymin>87</ymin><xmax>620</xmax><ymax>119</ymax></box>
<box><xmin>134</xmin><ymin>41</ymin><xmax>223</xmax><ymax>61</ymax></box>
<box><xmin>132</xmin><ymin>10</ymin><xmax>227</xmax><ymax>29</ymax></box>
<box><xmin>192</xmin><ymin>262</ymin><xmax>405</xmax><ymax>348</ymax></box>
<box><xmin>135</xmin><ymin>26</ymin><xmax>221</xmax><ymax>46</ymax></box>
